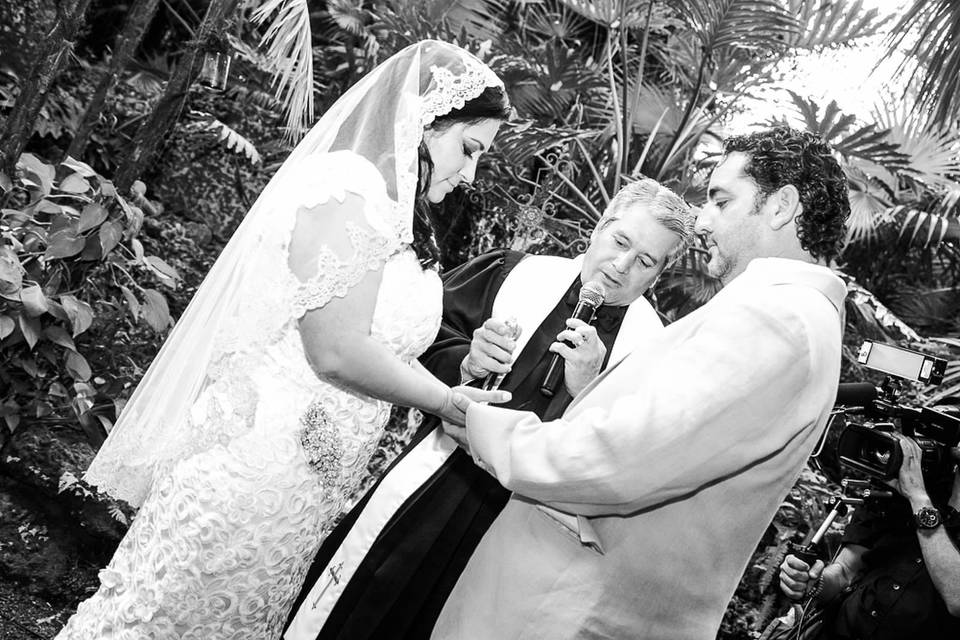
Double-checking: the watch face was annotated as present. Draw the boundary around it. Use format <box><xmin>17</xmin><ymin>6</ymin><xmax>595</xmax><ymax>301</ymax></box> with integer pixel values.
<box><xmin>916</xmin><ymin>506</ymin><xmax>942</xmax><ymax>529</ymax></box>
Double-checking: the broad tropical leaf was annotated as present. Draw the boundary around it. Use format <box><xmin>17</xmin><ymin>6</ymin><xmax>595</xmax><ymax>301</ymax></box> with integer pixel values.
<box><xmin>251</xmin><ymin>0</ymin><xmax>314</xmax><ymax>141</ymax></box>
<box><xmin>785</xmin><ymin>0</ymin><xmax>891</xmax><ymax>49</ymax></box>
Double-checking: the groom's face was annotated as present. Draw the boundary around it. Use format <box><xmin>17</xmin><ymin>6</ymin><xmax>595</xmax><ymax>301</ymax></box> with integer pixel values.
<box><xmin>580</xmin><ymin>205</ymin><xmax>679</xmax><ymax>306</ymax></box>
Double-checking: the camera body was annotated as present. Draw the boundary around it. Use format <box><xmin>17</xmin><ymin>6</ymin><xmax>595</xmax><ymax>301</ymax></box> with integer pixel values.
<box><xmin>832</xmin><ymin>341</ymin><xmax>958</xmax><ymax>484</ymax></box>
<box><xmin>837</xmin><ymin>424</ymin><xmax>957</xmax><ymax>482</ymax></box>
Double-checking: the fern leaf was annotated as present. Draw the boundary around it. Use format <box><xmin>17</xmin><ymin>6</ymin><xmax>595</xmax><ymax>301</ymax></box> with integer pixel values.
<box><xmin>250</xmin><ymin>0</ymin><xmax>314</xmax><ymax>142</ymax></box>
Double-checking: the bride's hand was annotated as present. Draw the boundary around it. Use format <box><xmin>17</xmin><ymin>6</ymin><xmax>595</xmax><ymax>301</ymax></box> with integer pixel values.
<box><xmin>438</xmin><ymin>386</ymin><xmax>510</xmax><ymax>451</ymax></box>
<box><xmin>433</xmin><ymin>386</ymin><xmax>511</xmax><ymax>427</ymax></box>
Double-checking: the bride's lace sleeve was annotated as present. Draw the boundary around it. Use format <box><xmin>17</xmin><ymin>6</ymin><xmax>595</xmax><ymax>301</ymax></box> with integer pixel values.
<box><xmin>284</xmin><ymin>151</ymin><xmax>401</xmax><ymax>317</ymax></box>
<box><xmin>291</xmin><ymin>223</ymin><xmax>396</xmax><ymax>317</ymax></box>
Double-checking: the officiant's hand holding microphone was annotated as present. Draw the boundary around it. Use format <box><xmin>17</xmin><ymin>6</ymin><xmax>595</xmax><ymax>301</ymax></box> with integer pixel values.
<box><xmin>445</xmin><ymin>281</ymin><xmax>608</xmax><ymax>451</ymax></box>
<box><xmin>548</xmin><ymin>319</ymin><xmax>606</xmax><ymax>396</ymax></box>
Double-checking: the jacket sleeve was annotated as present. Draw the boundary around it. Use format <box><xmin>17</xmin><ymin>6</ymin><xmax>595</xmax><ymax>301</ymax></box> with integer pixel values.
<box><xmin>465</xmin><ymin>289</ymin><xmax>835</xmax><ymax>515</ymax></box>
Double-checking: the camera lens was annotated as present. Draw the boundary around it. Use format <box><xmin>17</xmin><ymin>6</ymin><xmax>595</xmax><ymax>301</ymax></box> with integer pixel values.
<box><xmin>862</xmin><ymin>444</ymin><xmax>892</xmax><ymax>465</ymax></box>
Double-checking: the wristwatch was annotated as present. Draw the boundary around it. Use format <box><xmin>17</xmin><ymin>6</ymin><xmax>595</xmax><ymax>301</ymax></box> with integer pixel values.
<box><xmin>914</xmin><ymin>505</ymin><xmax>942</xmax><ymax>529</ymax></box>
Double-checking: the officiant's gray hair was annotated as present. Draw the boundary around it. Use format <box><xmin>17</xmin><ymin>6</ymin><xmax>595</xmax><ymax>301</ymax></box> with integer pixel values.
<box><xmin>595</xmin><ymin>178</ymin><xmax>695</xmax><ymax>265</ymax></box>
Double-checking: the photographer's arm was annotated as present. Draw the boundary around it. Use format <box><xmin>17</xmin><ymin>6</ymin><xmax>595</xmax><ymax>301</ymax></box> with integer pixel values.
<box><xmin>890</xmin><ymin>436</ymin><xmax>960</xmax><ymax>617</ymax></box>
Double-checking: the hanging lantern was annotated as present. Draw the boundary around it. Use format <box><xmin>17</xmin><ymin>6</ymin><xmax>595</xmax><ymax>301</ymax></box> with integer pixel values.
<box><xmin>199</xmin><ymin>49</ymin><xmax>232</xmax><ymax>91</ymax></box>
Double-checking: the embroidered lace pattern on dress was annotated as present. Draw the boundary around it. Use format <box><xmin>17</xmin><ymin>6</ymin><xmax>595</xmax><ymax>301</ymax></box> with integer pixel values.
<box><xmin>55</xmin><ymin>250</ymin><xmax>442</xmax><ymax>640</ymax></box>
<box><xmin>291</xmin><ymin>222</ymin><xmax>396</xmax><ymax>318</ymax></box>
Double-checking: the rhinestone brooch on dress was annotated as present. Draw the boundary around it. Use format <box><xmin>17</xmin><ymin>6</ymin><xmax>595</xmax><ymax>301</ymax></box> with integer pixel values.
<box><xmin>299</xmin><ymin>401</ymin><xmax>343</xmax><ymax>487</ymax></box>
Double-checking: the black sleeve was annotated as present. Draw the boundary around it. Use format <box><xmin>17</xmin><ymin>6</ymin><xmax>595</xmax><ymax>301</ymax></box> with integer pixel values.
<box><xmin>842</xmin><ymin>498</ymin><xmax>901</xmax><ymax>549</ymax></box>
<box><xmin>419</xmin><ymin>250</ymin><xmax>525</xmax><ymax>386</ymax></box>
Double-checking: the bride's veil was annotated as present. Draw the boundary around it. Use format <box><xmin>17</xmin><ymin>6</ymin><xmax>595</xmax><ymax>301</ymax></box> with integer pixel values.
<box><xmin>85</xmin><ymin>41</ymin><xmax>504</xmax><ymax>506</ymax></box>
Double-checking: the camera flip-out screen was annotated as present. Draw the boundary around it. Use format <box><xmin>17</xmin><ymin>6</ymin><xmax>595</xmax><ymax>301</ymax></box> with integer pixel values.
<box><xmin>857</xmin><ymin>341</ymin><xmax>946</xmax><ymax>385</ymax></box>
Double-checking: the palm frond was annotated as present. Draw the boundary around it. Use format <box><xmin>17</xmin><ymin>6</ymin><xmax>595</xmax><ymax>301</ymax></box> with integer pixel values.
<box><xmin>785</xmin><ymin>91</ymin><xmax>910</xmax><ymax>170</ymax></box>
<box><xmin>785</xmin><ymin>0</ymin><xmax>892</xmax><ymax>49</ymax></box>
<box><xmin>895</xmin><ymin>207</ymin><xmax>953</xmax><ymax>249</ymax></box>
<box><xmin>883</xmin><ymin>0</ymin><xmax>960</xmax><ymax>128</ymax></box>
<box><xmin>668</xmin><ymin>0</ymin><xmax>800</xmax><ymax>54</ymax></box>
<box><xmin>428</xmin><ymin>0</ymin><xmax>512</xmax><ymax>43</ymax></box>
<box><xmin>522</xmin><ymin>3</ymin><xmax>594</xmax><ymax>42</ymax></box>
<box><xmin>495</xmin><ymin>122</ymin><xmax>601</xmax><ymax>165</ymax></box>
<box><xmin>250</xmin><ymin>0</ymin><xmax>314</xmax><ymax>142</ymax></box>
<box><xmin>188</xmin><ymin>114</ymin><xmax>262</xmax><ymax>164</ymax></box>
<box><xmin>872</xmin><ymin>94</ymin><xmax>960</xmax><ymax>192</ymax></box>
<box><xmin>324</xmin><ymin>0</ymin><xmax>368</xmax><ymax>35</ymax></box>
<box><xmin>558</xmin><ymin>0</ymin><xmax>670</xmax><ymax>30</ymax></box>
<box><xmin>629</xmin><ymin>83</ymin><xmax>682</xmax><ymax>136</ymax></box>
<box><xmin>844</xmin><ymin>168</ymin><xmax>893</xmax><ymax>244</ymax></box>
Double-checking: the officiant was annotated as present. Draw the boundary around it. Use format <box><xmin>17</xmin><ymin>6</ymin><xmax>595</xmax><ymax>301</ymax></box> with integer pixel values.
<box><xmin>285</xmin><ymin>178</ymin><xmax>694</xmax><ymax>640</ymax></box>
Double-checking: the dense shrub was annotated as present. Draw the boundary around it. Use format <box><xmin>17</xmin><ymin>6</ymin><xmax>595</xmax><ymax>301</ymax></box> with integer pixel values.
<box><xmin>0</xmin><ymin>153</ymin><xmax>176</xmax><ymax>448</ymax></box>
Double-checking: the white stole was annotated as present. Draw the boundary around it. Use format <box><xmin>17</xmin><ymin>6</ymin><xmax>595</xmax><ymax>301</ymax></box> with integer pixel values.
<box><xmin>285</xmin><ymin>254</ymin><xmax>663</xmax><ymax>639</ymax></box>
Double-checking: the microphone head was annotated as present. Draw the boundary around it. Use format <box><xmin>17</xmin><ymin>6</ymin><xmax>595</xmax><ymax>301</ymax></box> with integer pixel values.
<box><xmin>579</xmin><ymin>281</ymin><xmax>606</xmax><ymax>308</ymax></box>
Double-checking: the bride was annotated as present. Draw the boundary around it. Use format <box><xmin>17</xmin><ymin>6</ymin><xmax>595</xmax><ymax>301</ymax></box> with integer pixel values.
<box><xmin>56</xmin><ymin>40</ymin><xmax>511</xmax><ymax>639</ymax></box>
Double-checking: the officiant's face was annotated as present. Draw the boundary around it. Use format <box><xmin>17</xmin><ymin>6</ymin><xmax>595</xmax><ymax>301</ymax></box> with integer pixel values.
<box><xmin>423</xmin><ymin>118</ymin><xmax>501</xmax><ymax>203</ymax></box>
<box><xmin>580</xmin><ymin>206</ymin><xmax>680</xmax><ymax>306</ymax></box>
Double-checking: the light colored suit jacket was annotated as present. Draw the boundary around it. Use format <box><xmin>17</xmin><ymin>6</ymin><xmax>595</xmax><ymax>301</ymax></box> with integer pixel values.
<box><xmin>431</xmin><ymin>258</ymin><xmax>847</xmax><ymax>640</ymax></box>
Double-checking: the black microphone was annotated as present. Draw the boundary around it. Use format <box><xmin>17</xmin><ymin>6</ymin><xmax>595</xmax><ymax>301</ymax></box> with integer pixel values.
<box><xmin>835</xmin><ymin>382</ymin><xmax>878</xmax><ymax>407</ymax></box>
<box><xmin>539</xmin><ymin>281</ymin><xmax>606</xmax><ymax>397</ymax></box>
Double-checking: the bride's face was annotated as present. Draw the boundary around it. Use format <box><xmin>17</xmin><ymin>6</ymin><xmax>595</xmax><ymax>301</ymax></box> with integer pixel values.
<box><xmin>423</xmin><ymin>118</ymin><xmax>501</xmax><ymax>203</ymax></box>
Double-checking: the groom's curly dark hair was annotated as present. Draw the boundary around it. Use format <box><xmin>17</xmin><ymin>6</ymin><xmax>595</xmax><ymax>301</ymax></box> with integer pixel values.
<box><xmin>723</xmin><ymin>127</ymin><xmax>850</xmax><ymax>262</ymax></box>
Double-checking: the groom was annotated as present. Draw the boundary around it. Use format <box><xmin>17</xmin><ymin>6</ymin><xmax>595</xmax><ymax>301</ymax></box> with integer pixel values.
<box><xmin>285</xmin><ymin>178</ymin><xmax>695</xmax><ymax>639</ymax></box>
<box><xmin>435</xmin><ymin>126</ymin><xmax>850</xmax><ymax>639</ymax></box>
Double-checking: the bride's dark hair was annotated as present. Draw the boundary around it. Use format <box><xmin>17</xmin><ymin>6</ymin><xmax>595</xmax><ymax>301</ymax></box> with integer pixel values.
<box><xmin>413</xmin><ymin>85</ymin><xmax>511</xmax><ymax>268</ymax></box>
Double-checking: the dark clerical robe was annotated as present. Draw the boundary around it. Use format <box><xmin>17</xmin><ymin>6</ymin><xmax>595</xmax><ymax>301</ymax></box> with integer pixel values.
<box><xmin>285</xmin><ymin>250</ymin><xmax>657</xmax><ymax>639</ymax></box>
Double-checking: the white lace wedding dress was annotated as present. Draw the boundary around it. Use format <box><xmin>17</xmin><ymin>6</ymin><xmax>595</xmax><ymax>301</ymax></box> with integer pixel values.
<box><xmin>56</xmin><ymin>153</ymin><xmax>443</xmax><ymax>640</ymax></box>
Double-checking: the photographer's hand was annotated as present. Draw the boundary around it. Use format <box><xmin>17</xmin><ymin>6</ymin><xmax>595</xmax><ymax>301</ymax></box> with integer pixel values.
<box><xmin>779</xmin><ymin>555</ymin><xmax>824</xmax><ymax>601</ymax></box>
<box><xmin>780</xmin><ymin>547</ymin><xmax>866</xmax><ymax>605</ymax></box>
<box><xmin>886</xmin><ymin>433</ymin><xmax>930</xmax><ymax>506</ymax></box>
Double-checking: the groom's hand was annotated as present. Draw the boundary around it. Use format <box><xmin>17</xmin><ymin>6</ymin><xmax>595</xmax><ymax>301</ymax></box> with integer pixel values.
<box><xmin>442</xmin><ymin>386</ymin><xmax>510</xmax><ymax>450</ymax></box>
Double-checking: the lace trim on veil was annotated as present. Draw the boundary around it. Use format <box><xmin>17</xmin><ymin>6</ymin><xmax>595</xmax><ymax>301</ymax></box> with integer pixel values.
<box><xmin>420</xmin><ymin>57</ymin><xmax>503</xmax><ymax>128</ymax></box>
